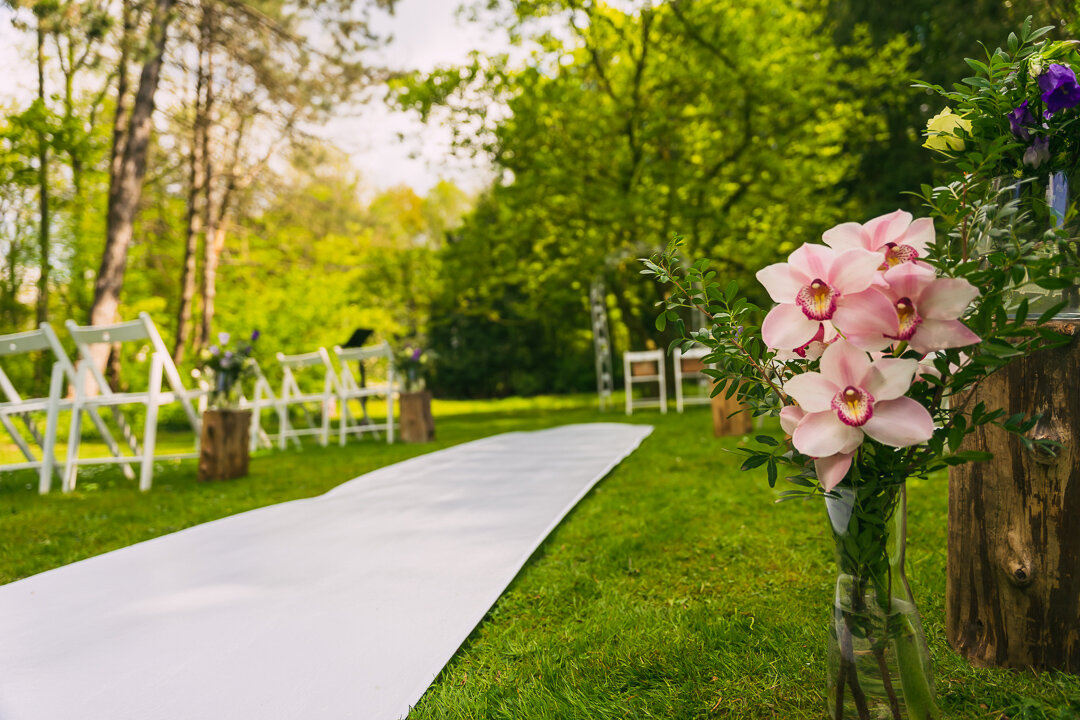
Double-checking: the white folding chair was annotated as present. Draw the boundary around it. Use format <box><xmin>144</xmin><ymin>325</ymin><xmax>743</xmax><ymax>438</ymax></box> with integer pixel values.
<box><xmin>0</xmin><ymin>323</ymin><xmax>135</xmax><ymax>493</ymax></box>
<box><xmin>274</xmin><ymin>348</ymin><xmax>336</xmax><ymax>449</ymax></box>
<box><xmin>243</xmin><ymin>359</ymin><xmax>294</xmax><ymax>452</ymax></box>
<box><xmin>332</xmin><ymin>341</ymin><xmax>396</xmax><ymax>445</ymax></box>
<box><xmin>64</xmin><ymin>313</ymin><xmax>203</xmax><ymax>492</ymax></box>
<box><xmin>624</xmin><ymin>349</ymin><xmax>667</xmax><ymax>415</ymax></box>
<box><xmin>674</xmin><ymin>345</ymin><xmax>713</xmax><ymax>413</ymax></box>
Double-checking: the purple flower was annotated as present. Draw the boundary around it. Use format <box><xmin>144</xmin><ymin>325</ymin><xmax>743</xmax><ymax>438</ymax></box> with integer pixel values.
<box><xmin>1039</xmin><ymin>64</ymin><xmax>1080</xmax><ymax>116</ymax></box>
<box><xmin>251</xmin><ymin>329</ymin><xmax>260</xmax><ymax>342</ymax></box>
<box><xmin>209</xmin><ymin>345</ymin><xmax>220</xmax><ymax>356</ymax></box>
<box><xmin>411</xmin><ymin>348</ymin><xmax>423</xmax><ymax>361</ymax></box>
<box><xmin>218</xmin><ymin>332</ymin><xmax>231</xmax><ymax>345</ymax></box>
<box><xmin>1008</xmin><ymin>101</ymin><xmax>1034</xmax><ymax>140</ymax></box>
<box><xmin>1023</xmin><ymin>136</ymin><xmax>1051</xmax><ymax>169</ymax></box>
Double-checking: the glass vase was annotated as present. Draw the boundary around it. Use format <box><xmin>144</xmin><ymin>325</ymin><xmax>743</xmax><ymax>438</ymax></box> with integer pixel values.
<box><xmin>825</xmin><ymin>483</ymin><xmax>940</xmax><ymax>720</ymax></box>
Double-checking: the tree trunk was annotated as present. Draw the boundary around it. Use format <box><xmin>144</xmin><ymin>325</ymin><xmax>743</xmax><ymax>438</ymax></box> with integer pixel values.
<box><xmin>89</xmin><ymin>0</ymin><xmax>175</xmax><ymax>375</ymax></box>
<box><xmin>399</xmin><ymin>391</ymin><xmax>435</xmax><ymax>443</ymax></box>
<box><xmin>35</xmin><ymin>22</ymin><xmax>50</xmax><ymax>329</ymax></box>
<box><xmin>175</xmin><ymin>7</ymin><xmax>210</xmax><ymax>363</ymax></box>
<box><xmin>947</xmin><ymin>319</ymin><xmax>1080</xmax><ymax>673</ymax></box>
<box><xmin>197</xmin><ymin>17</ymin><xmax>218</xmax><ymax>352</ymax></box>
<box><xmin>711</xmin><ymin>386</ymin><xmax>752</xmax><ymax>437</ymax></box>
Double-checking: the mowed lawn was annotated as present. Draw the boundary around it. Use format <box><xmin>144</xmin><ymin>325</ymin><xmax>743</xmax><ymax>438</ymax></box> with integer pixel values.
<box><xmin>1</xmin><ymin>395</ymin><xmax>1078</xmax><ymax>718</ymax></box>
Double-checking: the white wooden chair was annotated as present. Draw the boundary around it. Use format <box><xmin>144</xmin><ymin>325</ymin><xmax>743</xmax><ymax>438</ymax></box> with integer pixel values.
<box><xmin>243</xmin><ymin>359</ymin><xmax>294</xmax><ymax>452</ymax></box>
<box><xmin>63</xmin><ymin>313</ymin><xmax>203</xmax><ymax>492</ymax></box>
<box><xmin>623</xmin><ymin>349</ymin><xmax>667</xmax><ymax>415</ymax></box>
<box><xmin>0</xmin><ymin>323</ymin><xmax>136</xmax><ymax>493</ymax></box>
<box><xmin>674</xmin><ymin>345</ymin><xmax>713</xmax><ymax>413</ymax></box>
<box><xmin>274</xmin><ymin>348</ymin><xmax>336</xmax><ymax>449</ymax></box>
<box><xmin>332</xmin><ymin>341</ymin><xmax>396</xmax><ymax>445</ymax></box>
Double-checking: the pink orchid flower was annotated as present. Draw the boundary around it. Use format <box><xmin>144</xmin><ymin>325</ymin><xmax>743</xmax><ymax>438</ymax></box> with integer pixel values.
<box><xmin>822</xmin><ymin>209</ymin><xmax>934</xmax><ymax>269</ymax></box>
<box><xmin>780</xmin><ymin>404</ymin><xmax>854</xmax><ymax>490</ymax></box>
<box><xmin>879</xmin><ymin>263</ymin><xmax>981</xmax><ymax>354</ymax></box>
<box><xmin>774</xmin><ymin>322</ymin><xmax>837</xmax><ymax>362</ymax></box>
<box><xmin>782</xmin><ymin>341</ymin><xmax>934</xmax><ymax>489</ymax></box>
<box><xmin>757</xmin><ymin>244</ymin><xmax>896</xmax><ymax>351</ymax></box>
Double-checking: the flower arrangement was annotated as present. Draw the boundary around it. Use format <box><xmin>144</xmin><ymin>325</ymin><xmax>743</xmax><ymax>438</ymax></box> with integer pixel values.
<box><xmin>395</xmin><ymin>344</ymin><xmax>427</xmax><ymax>392</ymax></box>
<box><xmin>916</xmin><ymin>19</ymin><xmax>1080</xmax><ymax>315</ymax></box>
<box><xmin>644</xmin><ymin>202</ymin><xmax>1072</xmax><ymax>717</ymax></box>
<box><xmin>918</xmin><ymin>19</ymin><xmax>1080</xmax><ymax>224</ymax></box>
<box><xmin>198</xmin><ymin>330</ymin><xmax>259</xmax><ymax>409</ymax></box>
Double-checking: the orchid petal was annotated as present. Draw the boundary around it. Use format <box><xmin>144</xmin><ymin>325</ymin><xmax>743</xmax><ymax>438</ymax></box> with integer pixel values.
<box><xmin>862</xmin><ymin>397</ymin><xmax>934</xmax><ymax>447</ymax></box>
<box><xmin>820</xmin><ymin>340</ymin><xmax>874</xmax><ymax>387</ymax></box>
<box><xmin>815</xmin><ymin>452</ymin><xmax>855</xmax><ymax>491</ymax></box>
<box><xmin>882</xmin><ymin>262</ymin><xmax>936</xmax><ymax>301</ymax></box>
<box><xmin>833</xmin><ymin>288</ymin><xmax>899</xmax><ymax>340</ymax></box>
<box><xmin>788</xmin><ymin>244</ymin><xmax>836</xmax><ymax>281</ymax></box>
<box><xmin>762</xmin><ymin>304</ymin><xmax>822</xmax><ymax>350</ymax></box>
<box><xmin>784</xmin><ymin>373</ymin><xmax>839</xmax><ymax>413</ymax></box>
<box><xmin>779</xmin><ymin>405</ymin><xmax>807</xmax><ymax>436</ymax></box>
<box><xmin>903</xmin><ymin>217</ymin><xmax>935</xmax><ymax>255</ymax></box>
<box><xmin>863</xmin><ymin>358</ymin><xmax>918</xmax><ymax>401</ymax></box>
<box><xmin>792</xmin><ymin>411</ymin><xmax>864</xmax><ymax>457</ymax></box>
<box><xmin>821</xmin><ymin>222</ymin><xmax>868</xmax><ymax>251</ymax></box>
<box><xmin>756</xmin><ymin>262</ymin><xmax>809</xmax><ymax>303</ymax></box>
<box><xmin>920</xmin><ymin>277</ymin><xmax>980</xmax><ymax>320</ymax></box>
<box><xmin>827</xmin><ymin>249</ymin><xmax>883</xmax><ymax>294</ymax></box>
<box><xmin>864</xmin><ymin>209</ymin><xmax>913</xmax><ymax>249</ymax></box>
<box><xmin>908</xmin><ymin>319</ymin><xmax>981</xmax><ymax>354</ymax></box>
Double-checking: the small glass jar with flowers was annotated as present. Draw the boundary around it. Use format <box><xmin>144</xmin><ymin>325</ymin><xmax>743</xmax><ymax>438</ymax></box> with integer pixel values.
<box><xmin>195</xmin><ymin>330</ymin><xmax>260</xmax><ymax>481</ymax></box>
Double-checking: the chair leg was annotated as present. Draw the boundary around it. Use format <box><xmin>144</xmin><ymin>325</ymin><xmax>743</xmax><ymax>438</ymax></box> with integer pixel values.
<box><xmin>338</xmin><ymin>396</ymin><xmax>347</xmax><ymax>446</ymax></box>
<box><xmin>278</xmin><ymin>405</ymin><xmax>288</xmax><ymax>451</ymax></box>
<box><xmin>63</xmin><ymin>407</ymin><xmax>83</xmax><ymax>493</ymax></box>
<box><xmin>38</xmin><ymin>363</ymin><xmax>64</xmax><ymax>494</ymax></box>
<box><xmin>141</xmin><ymin>354</ymin><xmax>164</xmax><ymax>492</ymax></box>
<box><xmin>320</xmin><ymin>399</ymin><xmax>330</xmax><ymax>447</ymax></box>
<box><xmin>386</xmin><ymin>392</ymin><xmax>394</xmax><ymax>445</ymax></box>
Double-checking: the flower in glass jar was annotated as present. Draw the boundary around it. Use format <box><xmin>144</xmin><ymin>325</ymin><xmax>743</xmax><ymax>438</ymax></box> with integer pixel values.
<box><xmin>924</xmin><ymin>107</ymin><xmax>971</xmax><ymax>152</ymax></box>
<box><xmin>1038</xmin><ymin>63</ymin><xmax>1080</xmax><ymax>116</ymax></box>
<box><xmin>1023</xmin><ymin>136</ymin><xmax>1051</xmax><ymax>168</ymax></box>
<box><xmin>782</xmin><ymin>341</ymin><xmax>935</xmax><ymax>488</ymax></box>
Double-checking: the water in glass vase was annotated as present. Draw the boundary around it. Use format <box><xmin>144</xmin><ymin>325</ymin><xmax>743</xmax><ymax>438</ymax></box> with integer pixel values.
<box><xmin>825</xmin><ymin>485</ymin><xmax>939</xmax><ymax>720</ymax></box>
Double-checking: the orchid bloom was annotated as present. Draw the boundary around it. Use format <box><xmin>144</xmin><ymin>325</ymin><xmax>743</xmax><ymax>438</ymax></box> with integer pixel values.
<box><xmin>822</xmin><ymin>210</ymin><xmax>934</xmax><ymax>269</ymax></box>
<box><xmin>782</xmin><ymin>341</ymin><xmax>935</xmax><ymax>490</ymax></box>
<box><xmin>774</xmin><ymin>322</ymin><xmax>837</xmax><ymax>362</ymax></box>
<box><xmin>757</xmin><ymin>244</ymin><xmax>895</xmax><ymax>351</ymax></box>
<box><xmin>879</xmin><ymin>263</ymin><xmax>980</xmax><ymax>354</ymax></box>
<box><xmin>780</xmin><ymin>404</ymin><xmax>854</xmax><ymax>490</ymax></box>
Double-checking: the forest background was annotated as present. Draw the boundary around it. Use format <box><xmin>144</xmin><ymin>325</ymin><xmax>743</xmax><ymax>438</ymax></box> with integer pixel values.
<box><xmin>1</xmin><ymin>0</ymin><xmax>1075</xmax><ymax>399</ymax></box>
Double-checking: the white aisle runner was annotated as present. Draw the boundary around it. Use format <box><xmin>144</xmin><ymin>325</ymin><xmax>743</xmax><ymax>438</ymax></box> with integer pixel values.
<box><xmin>0</xmin><ymin>422</ymin><xmax>652</xmax><ymax>720</ymax></box>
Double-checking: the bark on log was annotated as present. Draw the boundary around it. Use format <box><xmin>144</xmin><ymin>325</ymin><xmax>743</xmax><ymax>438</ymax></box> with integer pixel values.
<box><xmin>400</xmin><ymin>391</ymin><xmax>435</xmax><ymax>444</ymax></box>
<box><xmin>199</xmin><ymin>409</ymin><xmax>251</xmax><ymax>481</ymax></box>
<box><xmin>948</xmin><ymin>320</ymin><xmax>1080</xmax><ymax>673</ymax></box>
<box><xmin>711</xmin><ymin>386</ymin><xmax>752</xmax><ymax>437</ymax></box>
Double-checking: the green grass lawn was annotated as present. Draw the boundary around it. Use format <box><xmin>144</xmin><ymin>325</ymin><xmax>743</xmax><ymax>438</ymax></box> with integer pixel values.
<box><xmin>2</xmin><ymin>395</ymin><xmax>1078</xmax><ymax>718</ymax></box>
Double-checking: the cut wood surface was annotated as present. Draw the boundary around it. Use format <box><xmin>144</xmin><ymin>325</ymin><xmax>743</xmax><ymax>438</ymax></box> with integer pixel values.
<box><xmin>948</xmin><ymin>319</ymin><xmax>1080</xmax><ymax>673</ymax></box>
<box><xmin>198</xmin><ymin>409</ymin><xmax>251</xmax><ymax>481</ymax></box>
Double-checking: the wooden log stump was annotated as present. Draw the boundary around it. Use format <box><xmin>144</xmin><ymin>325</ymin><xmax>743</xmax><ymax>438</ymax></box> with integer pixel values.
<box><xmin>198</xmin><ymin>409</ymin><xmax>251</xmax><ymax>482</ymax></box>
<box><xmin>948</xmin><ymin>320</ymin><xmax>1080</xmax><ymax>673</ymax></box>
<box><xmin>400</xmin><ymin>390</ymin><xmax>435</xmax><ymax>443</ymax></box>
<box><xmin>711</xmin><ymin>386</ymin><xmax>752</xmax><ymax>437</ymax></box>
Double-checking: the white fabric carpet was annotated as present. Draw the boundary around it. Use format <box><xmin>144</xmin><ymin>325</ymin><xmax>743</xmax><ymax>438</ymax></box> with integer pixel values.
<box><xmin>0</xmin><ymin>422</ymin><xmax>652</xmax><ymax>720</ymax></box>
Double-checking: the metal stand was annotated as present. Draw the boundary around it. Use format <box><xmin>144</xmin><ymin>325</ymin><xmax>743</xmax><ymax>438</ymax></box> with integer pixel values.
<box><xmin>590</xmin><ymin>282</ymin><xmax>614</xmax><ymax>411</ymax></box>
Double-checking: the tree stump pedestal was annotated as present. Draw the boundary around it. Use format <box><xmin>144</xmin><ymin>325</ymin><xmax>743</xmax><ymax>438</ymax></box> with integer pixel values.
<box><xmin>948</xmin><ymin>319</ymin><xmax>1080</xmax><ymax>673</ymax></box>
<box><xmin>198</xmin><ymin>409</ymin><xmax>252</xmax><ymax>482</ymax></box>
<box><xmin>711</xmin><ymin>387</ymin><xmax>752</xmax><ymax>437</ymax></box>
<box><xmin>400</xmin><ymin>391</ymin><xmax>435</xmax><ymax>443</ymax></box>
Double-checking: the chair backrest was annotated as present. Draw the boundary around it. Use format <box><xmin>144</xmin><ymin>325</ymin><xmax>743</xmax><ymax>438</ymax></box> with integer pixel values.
<box><xmin>65</xmin><ymin>313</ymin><xmax>201</xmax><ymax>430</ymax></box>
<box><xmin>0</xmin><ymin>323</ymin><xmax>77</xmax><ymax>403</ymax></box>
<box><xmin>332</xmin><ymin>341</ymin><xmax>395</xmax><ymax>392</ymax></box>
<box><xmin>275</xmin><ymin>348</ymin><xmax>336</xmax><ymax>397</ymax></box>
